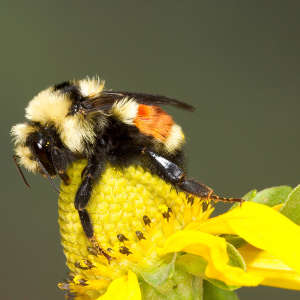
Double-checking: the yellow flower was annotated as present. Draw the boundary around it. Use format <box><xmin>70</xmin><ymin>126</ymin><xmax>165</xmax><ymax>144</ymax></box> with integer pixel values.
<box><xmin>57</xmin><ymin>160</ymin><xmax>300</xmax><ymax>299</ymax></box>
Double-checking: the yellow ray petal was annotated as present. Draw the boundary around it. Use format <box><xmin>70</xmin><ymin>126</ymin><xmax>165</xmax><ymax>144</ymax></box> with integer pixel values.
<box><xmin>239</xmin><ymin>244</ymin><xmax>300</xmax><ymax>290</ymax></box>
<box><xmin>188</xmin><ymin>202</ymin><xmax>300</xmax><ymax>275</ymax></box>
<box><xmin>98</xmin><ymin>270</ymin><xmax>141</xmax><ymax>300</ymax></box>
<box><xmin>160</xmin><ymin>230</ymin><xmax>263</xmax><ymax>287</ymax></box>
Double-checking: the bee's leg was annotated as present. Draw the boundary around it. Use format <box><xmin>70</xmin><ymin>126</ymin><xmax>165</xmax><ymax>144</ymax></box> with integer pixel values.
<box><xmin>78</xmin><ymin>209</ymin><xmax>112</xmax><ymax>262</ymax></box>
<box><xmin>50</xmin><ymin>146</ymin><xmax>70</xmax><ymax>185</ymax></box>
<box><xmin>74</xmin><ymin>157</ymin><xmax>106</xmax><ymax>210</ymax></box>
<box><xmin>144</xmin><ymin>149</ymin><xmax>242</xmax><ymax>203</ymax></box>
<box><xmin>74</xmin><ymin>157</ymin><xmax>112</xmax><ymax>261</ymax></box>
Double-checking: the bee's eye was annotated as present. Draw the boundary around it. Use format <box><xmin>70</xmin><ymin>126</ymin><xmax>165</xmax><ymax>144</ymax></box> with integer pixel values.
<box><xmin>33</xmin><ymin>138</ymin><xmax>56</xmax><ymax>176</ymax></box>
<box><xmin>36</xmin><ymin>137</ymin><xmax>50</xmax><ymax>149</ymax></box>
<box><xmin>37</xmin><ymin>139</ymin><xmax>45</xmax><ymax>149</ymax></box>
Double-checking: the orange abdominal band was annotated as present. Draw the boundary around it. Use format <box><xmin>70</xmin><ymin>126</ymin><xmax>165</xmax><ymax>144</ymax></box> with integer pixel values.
<box><xmin>134</xmin><ymin>105</ymin><xmax>174</xmax><ymax>142</ymax></box>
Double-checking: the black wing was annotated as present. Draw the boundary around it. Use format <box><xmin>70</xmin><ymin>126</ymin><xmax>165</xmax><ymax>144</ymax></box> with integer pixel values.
<box><xmin>80</xmin><ymin>90</ymin><xmax>195</xmax><ymax>113</ymax></box>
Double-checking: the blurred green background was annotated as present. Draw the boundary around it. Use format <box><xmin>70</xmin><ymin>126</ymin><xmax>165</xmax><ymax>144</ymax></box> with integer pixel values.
<box><xmin>1</xmin><ymin>1</ymin><xmax>300</xmax><ymax>299</ymax></box>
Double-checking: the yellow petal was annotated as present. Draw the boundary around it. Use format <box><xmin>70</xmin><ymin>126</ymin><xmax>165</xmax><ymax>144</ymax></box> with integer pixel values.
<box><xmin>160</xmin><ymin>230</ymin><xmax>262</xmax><ymax>286</ymax></box>
<box><xmin>239</xmin><ymin>244</ymin><xmax>300</xmax><ymax>290</ymax></box>
<box><xmin>188</xmin><ymin>202</ymin><xmax>300</xmax><ymax>275</ymax></box>
<box><xmin>98</xmin><ymin>270</ymin><xmax>141</xmax><ymax>300</ymax></box>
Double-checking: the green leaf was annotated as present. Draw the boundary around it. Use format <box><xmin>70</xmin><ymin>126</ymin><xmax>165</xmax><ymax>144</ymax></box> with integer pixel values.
<box><xmin>220</xmin><ymin>235</ymin><xmax>246</xmax><ymax>249</ymax></box>
<box><xmin>226</xmin><ymin>243</ymin><xmax>246</xmax><ymax>270</ymax></box>
<box><xmin>281</xmin><ymin>184</ymin><xmax>300</xmax><ymax>225</ymax></box>
<box><xmin>232</xmin><ymin>186</ymin><xmax>291</xmax><ymax>210</ymax></box>
<box><xmin>135</xmin><ymin>253</ymin><xmax>176</xmax><ymax>289</ymax></box>
<box><xmin>203</xmin><ymin>280</ymin><xmax>239</xmax><ymax>300</ymax></box>
<box><xmin>205</xmin><ymin>243</ymin><xmax>244</xmax><ymax>291</ymax></box>
<box><xmin>169</xmin><ymin>269</ymin><xmax>202</xmax><ymax>300</ymax></box>
<box><xmin>176</xmin><ymin>254</ymin><xmax>207</xmax><ymax>277</ymax></box>
<box><xmin>242</xmin><ymin>189</ymin><xmax>257</xmax><ymax>201</ymax></box>
<box><xmin>139</xmin><ymin>281</ymin><xmax>167</xmax><ymax>300</ymax></box>
<box><xmin>137</xmin><ymin>253</ymin><xmax>206</xmax><ymax>299</ymax></box>
<box><xmin>251</xmin><ymin>185</ymin><xmax>292</xmax><ymax>206</ymax></box>
<box><xmin>139</xmin><ymin>269</ymin><xmax>203</xmax><ymax>300</ymax></box>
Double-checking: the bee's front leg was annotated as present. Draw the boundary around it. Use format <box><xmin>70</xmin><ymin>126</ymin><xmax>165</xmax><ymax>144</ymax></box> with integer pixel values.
<box><xmin>50</xmin><ymin>146</ymin><xmax>70</xmax><ymax>185</ymax></box>
<box><xmin>74</xmin><ymin>156</ymin><xmax>112</xmax><ymax>262</ymax></box>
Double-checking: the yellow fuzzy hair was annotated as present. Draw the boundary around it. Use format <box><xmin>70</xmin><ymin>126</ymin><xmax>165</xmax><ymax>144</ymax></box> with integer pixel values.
<box><xmin>111</xmin><ymin>98</ymin><xmax>139</xmax><ymax>125</ymax></box>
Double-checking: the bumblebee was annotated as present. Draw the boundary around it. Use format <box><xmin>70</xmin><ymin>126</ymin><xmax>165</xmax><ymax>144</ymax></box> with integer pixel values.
<box><xmin>11</xmin><ymin>77</ymin><xmax>241</xmax><ymax>259</ymax></box>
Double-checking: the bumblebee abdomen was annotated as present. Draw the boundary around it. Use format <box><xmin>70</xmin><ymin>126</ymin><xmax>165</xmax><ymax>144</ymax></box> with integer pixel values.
<box><xmin>111</xmin><ymin>100</ymin><xmax>185</xmax><ymax>153</ymax></box>
<box><xmin>134</xmin><ymin>104</ymin><xmax>173</xmax><ymax>142</ymax></box>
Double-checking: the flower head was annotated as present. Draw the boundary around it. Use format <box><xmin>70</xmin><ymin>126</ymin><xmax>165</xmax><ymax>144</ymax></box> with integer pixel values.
<box><xmin>58</xmin><ymin>160</ymin><xmax>300</xmax><ymax>299</ymax></box>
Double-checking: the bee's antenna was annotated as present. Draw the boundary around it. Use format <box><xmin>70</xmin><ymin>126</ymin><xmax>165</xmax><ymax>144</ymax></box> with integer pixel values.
<box><xmin>12</xmin><ymin>155</ymin><xmax>31</xmax><ymax>188</ymax></box>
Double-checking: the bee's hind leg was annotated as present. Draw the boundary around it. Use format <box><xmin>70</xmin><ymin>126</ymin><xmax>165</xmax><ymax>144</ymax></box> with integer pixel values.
<box><xmin>179</xmin><ymin>177</ymin><xmax>243</xmax><ymax>203</ymax></box>
<box><xmin>144</xmin><ymin>149</ymin><xmax>243</xmax><ymax>204</ymax></box>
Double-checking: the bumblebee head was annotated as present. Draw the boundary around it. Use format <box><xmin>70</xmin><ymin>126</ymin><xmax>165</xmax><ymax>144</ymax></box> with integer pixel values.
<box><xmin>11</xmin><ymin>122</ymin><xmax>58</xmax><ymax>175</ymax></box>
<box><xmin>12</xmin><ymin>78</ymin><xmax>106</xmax><ymax>168</ymax></box>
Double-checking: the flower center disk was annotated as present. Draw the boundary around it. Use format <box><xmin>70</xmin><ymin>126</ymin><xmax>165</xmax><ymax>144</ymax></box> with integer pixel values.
<box><xmin>58</xmin><ymin>160</ymin><xmax>210</xmax><ymax>291</ymax></box>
